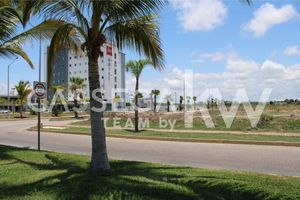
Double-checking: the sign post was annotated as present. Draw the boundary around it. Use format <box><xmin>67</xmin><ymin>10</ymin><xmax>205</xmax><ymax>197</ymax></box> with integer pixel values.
<box><xmin>33</xmin><ymin>81</ymin><xmax>46</xmax><ymax>151</ymax></box>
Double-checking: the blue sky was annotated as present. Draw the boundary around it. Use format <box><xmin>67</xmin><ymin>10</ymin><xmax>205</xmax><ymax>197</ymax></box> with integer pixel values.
<box><xmin>1</xmin><ymin>0</ymin><xmax>300</xmax><ymax>100</ymax></box>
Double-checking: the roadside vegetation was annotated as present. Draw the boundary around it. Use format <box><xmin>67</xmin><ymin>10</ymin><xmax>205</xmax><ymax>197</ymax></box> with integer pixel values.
<box><xmin>1</xmin><ymin>145</ymin><xmax>299</xmax><ymax>200</ymax></box>
<box><xmin>71</xmin><ymin>104</ymin><xmax>300</xmax><ymax>133</ymax></box>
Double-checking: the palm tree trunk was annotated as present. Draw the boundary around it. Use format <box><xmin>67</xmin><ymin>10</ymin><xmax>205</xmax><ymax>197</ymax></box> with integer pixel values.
<box><xmin>88</xmin><ymin>54</ymin><xmax>110</xmax><ymax>172</ymax></box>
<box><xmin>20</xmin><ymin>101</ymin><xmax>23</xmax><ymax>118</ymax></box>
<box><xmin>154</xmin><ymin>96</ymin><xmax>157</xmax><ymax>112</ymax></box>
<box><xmin>134</xmin><ymin>77</ymin><xmax>139</xmax><ymax>132</ymax></box>
<box><xmin>74</xmin><ymin>99</ymin><xmax>79</xmax><ymax>118</ymax></box>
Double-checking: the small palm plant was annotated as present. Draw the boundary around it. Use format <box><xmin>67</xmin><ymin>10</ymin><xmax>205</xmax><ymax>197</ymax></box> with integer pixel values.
<box><xmin>69</xmin><ymin>77</ymin><xmax>86</xmax><ymax>118</ymax></box>
<box><xmin>52</xmin><ymin>85</ymin><xmax>65</xmax><ymax>116</ymax></box>
<box><xmin>15</xmin><ymin>81</ymin><xmax>31</xmax><ymax>118</ymax></box>
<box><xmin>151</xmin><ymin>89</ymin><xmax>160</xmax><ymax>112</ymax></box>
<box><xmin>126</xmin><ymin>59</ymin><xmax>161</xmax><ymax>132</ymax></box>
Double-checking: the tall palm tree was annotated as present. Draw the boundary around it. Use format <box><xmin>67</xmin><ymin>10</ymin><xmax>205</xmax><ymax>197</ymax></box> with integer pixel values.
<box><xmin>165</xmin><ymin>94</ymin><xmax>172</xmax><ymax>112</ymax></box>
<box><xmin>126</xmin><ymin>59</ymin><xmax>160</xmax><ymax>132</ymax></box>
<box><xmin>179</xmin><ymin>96</ymin><xmax>184</xmax><ymax>111</ymax></box>
<box><xmin>193</xmin><ymin>96</ymin><xmax>197</xmax><ymax>110</ymax></box>
<box><xmin>69</xmin><ymin>77</ymin><xmax>86</xmax><ymax>118</ymax></box>
<box><xmin>45</xmin><ymin>1</ymin><xmax>165</xmax><ymax>172</ymax></box>
<box><xmin>15</xmin><ymin>80</ymin><xmax>31</xmax><ymax>118</ymax></box>
<box><xmin>151</xmin><ymin>89</ymin><xmax>160</xmax><ymax>112</ymax></box>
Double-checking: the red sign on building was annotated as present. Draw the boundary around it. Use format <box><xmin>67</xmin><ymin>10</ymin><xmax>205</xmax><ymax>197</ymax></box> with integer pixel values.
<box><xmin>106</xmin><ymin>45</ymin><xmax>112</xmax><ymax>56</ymax></box>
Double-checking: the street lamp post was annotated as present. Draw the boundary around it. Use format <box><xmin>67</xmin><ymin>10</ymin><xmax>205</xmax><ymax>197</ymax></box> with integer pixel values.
<box><xmin>7</xmin><ymin>57</ymin><xmax>18</xmax><ymax>118</ymax></box>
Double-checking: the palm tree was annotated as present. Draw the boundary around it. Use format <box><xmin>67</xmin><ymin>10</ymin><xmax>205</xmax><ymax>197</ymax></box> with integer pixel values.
<box><xmin>69</xmin><ymin>77</ymin><xmax>86</xmax><ymax>118</ymax></box>
<box><xmin>165</xmin><ymin>95</ymin><xmax>172</xmax><ymax>112</ymax></box>
<box><xmin>193</xmin><ymin>96</ymin><xmax>197</xmax><ymax>110</ymax></box>
<box><xmin>126</xmin><ymin>59</ymin><xmax>160</xmax><ymax>132</ymax></box>
<box><xmin>52</xmin><ymin>85</ymin><xmax>64</xmax><ymax>116</ymax></box>
<box><xmin>15</xmin><ymin>81</ymin><xmax>31</xmax><ymax>118</ymax></box>
<box><xmin>151</xmin><ymin>89</ymin><xmax>160</xmax><ymax>112</ymax></box>
<box><xmin>113</xmin><ymin>95</ymin><xmax>121</xmax><ymax>110</ymax></box>
<box><xmin>179</xmin><ymin>96</ymin><xmax>184</xmax><ymax>111</ymax></box>
<box><xmin>45</xmin><ymin>1</ymin><xmax>165</xmax><ymax>172</ymax></box>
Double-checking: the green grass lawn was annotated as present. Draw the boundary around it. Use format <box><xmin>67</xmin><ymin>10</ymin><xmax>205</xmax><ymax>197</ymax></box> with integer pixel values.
<box><xmin>0</xmin><ymin>145</ymin><xmax>300</xmax><ymax>199</ymax></box>
<box><xmin>39</xmin><ymin>126</ymin><xmax>300</xmax><ymax>144</ymax></box>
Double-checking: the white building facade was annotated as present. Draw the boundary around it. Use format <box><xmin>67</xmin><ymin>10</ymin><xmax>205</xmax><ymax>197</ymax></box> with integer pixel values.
<box><xmin>44</xmin><ymin>43</ymin><xmax>126</xmax><ymax>105</ymax></box>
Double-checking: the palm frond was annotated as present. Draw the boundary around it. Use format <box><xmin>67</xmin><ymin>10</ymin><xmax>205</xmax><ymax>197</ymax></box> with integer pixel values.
<box><xmin>47</xmin><ymin>23</ymin><xmax>84</xmax><ymax>87</ymax></box>
<box><xmin>0</xmin><ymin>45</ymin><xmax>33</xmax><ymax>68</ymax></box>
<box><xmin>106</xmin><ymin>14</ymin><xmax>164</xmax><ymax>69</ymax></box>
<box><xmin>4</xmin><ymin>20</ymin><xmax>67</xmax><ymax>46</ymax></box>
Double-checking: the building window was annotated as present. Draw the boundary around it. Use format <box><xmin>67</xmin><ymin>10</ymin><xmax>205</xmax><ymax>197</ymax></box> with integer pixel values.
<box><xmin>69</xmin><ymin>57</ymin><xmax>71</xmax><ymax>60</ymax></box>
<box><xmin>102</xmin><ymin>76</ymin><xmax>104</xmax><ymax>79</ymax></box>
<box><xmin>114</xmin><ymin>53</ymin><xmax>117</xmax><ymax>59</ymax></box>
<box><xmin>114</xmin><ymin>77</ymin><xmax>117</xmax><ymax>82</ymax></box>
<box><xmin>79</xmin><ymin>63</ymin><xmax>81</xmax><ymax>66</ymax></box>
<box><xmin>114</xmin><ymin>61</ymin><xmax>117</xmax><ymax>66</ymax></box>
<box><xmin>114</xmin><ymin>85</ymin><xmax>117</xmax><ymax>89</ymax></box>
<box><xmin>69</xmin><ymin>72</ymin><xmax>71</xmax><ymax>75</ymax></box>
<box><xmin>74</xmin><ymin>64</ymin><xmax>77</xmax><ymax>66</ymax></box>
<box><xmin>69</xmin><ymin>64</ymin><xmax>71</xmax><ymax>67</ymax></box>
<box><xmin>114</xmin><ymin>69</ymin><xmax>117</xmax><ymax>75</ymax></box>
<box><xmin>102</xmin><ymin>68</ymin><xmax>104</xmax><ymax>71</ymax></box>
<box><xmin>75</xmin><ymin>56</ymin><xmax>77</xmax><ymax>59</ymax></box>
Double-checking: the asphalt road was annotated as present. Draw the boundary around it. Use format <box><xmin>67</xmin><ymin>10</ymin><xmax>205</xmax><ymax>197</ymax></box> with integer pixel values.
<box><xmin>0</xmin><ymin>119</ymin><xmax>300</xmax><ymax>176</ymax></box>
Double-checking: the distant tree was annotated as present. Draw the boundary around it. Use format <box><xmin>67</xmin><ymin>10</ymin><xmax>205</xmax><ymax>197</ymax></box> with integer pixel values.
<box><xmin>52</xmin><ymin>85</ymin><xmax>65</xmax><ymax>116</ymax></box>
<box><xmin>179</xmin><ymin>96</ymin><xmax>184</xmax><ymax>111</ymax></box>
<box><xmin>165</xmin><ymin>95</ymin><xmax>172</xmax><ymax>112</ymax></box>
<box><xmin>69</xmin><ymin>77</ymin><xmax>86</xmax><ymax>118</ymax></box>
<box><xmin>15</xmin><ymin>81</ymin><xmax>31</xmax><ymax>118</ymax></box>
<box><xmin>114</xmin><ymin>95</ymin><xmax>121</xmax><ymax>109</ymax></box>
<box><xmin>151</xmin><ymin>89</ymin><xmax>160</xmax><ymax>112</ymax></box>
<box><xmin>193</xmin><ymin>96</ymin><xmax>197</xmax><ymax>110</ymax></box>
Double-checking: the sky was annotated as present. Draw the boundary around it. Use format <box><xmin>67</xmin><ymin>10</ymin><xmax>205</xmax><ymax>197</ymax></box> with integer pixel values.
<box><xmin>1</xmin><ymin>0</ymin><xmax>300</xmax><ymax>101</ymax></box>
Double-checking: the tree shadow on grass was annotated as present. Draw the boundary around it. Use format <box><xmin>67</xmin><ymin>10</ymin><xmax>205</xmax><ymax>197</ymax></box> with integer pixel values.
<box><xmin>0</xmin><ymin>145</ymin><xmax>281</xmax><ymax>200</ymax></box>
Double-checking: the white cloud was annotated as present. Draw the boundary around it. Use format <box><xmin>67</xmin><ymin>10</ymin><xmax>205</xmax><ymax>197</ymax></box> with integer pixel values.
<box><xmin>126</xmin><ymin>51</ymin><xmax>300</xmax><ymax>100</ymax></box>
<box><xmin>171</xmin><ymin>0</ymin><xmax>227</xmax><ymax>32</ymax></box>
<box><xmin>226</xmin><ymin>54</ymin><xmax>259</xmax><ymax>76</ymax></box>
<box><xmin>244</xmin><ymin>3</ymin><xmax>298</xmax><ymax>37</ymax></box>
<box><xmin>0</xmin><ymin>83</ymin><xmax>7</xmax><ymax>95</ymax></box>
<box><xmin>261</xmin><ymin>60</ymin><xmax>287</xmax><ymax>79</ymax></box>
<box><xmin>284</xmin><ymin>45</ymin><xmax>300</xmax><ymax>56</ymax></box>
<box><xmin>197</xmin><ymin>52</ymin><xmax>225</xmax><ymax>62</ymax></box>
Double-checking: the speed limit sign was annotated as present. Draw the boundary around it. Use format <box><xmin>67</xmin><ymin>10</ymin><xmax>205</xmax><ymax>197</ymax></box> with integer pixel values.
<box><xmin>34</xmin><ymin>81</ymin><xmax>47</xmax><ymax>99</ymax></box>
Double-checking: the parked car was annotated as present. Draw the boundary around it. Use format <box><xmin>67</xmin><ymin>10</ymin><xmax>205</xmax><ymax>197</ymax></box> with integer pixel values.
<box><xmin>0</xmin><ymin>110</ymin><xmax>10</xmax><ymax>114</ymax></box>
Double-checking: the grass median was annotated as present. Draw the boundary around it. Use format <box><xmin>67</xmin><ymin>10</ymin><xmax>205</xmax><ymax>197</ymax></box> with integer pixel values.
<box><xmin>30</xmin><ymin>126</ymin><xmax>300</xmax><ymax>146</ymax></box>
<box><xmin>0</xmin><ymin>145</ymin><xmax>300</xmax><ymax>199</ymax></box>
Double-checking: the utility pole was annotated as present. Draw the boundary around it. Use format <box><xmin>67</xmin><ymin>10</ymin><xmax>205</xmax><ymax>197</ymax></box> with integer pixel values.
<box><xmin>38</xmin><ymin>34</ymin><xmax>42</xmax><ymax>151</ymax></box>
